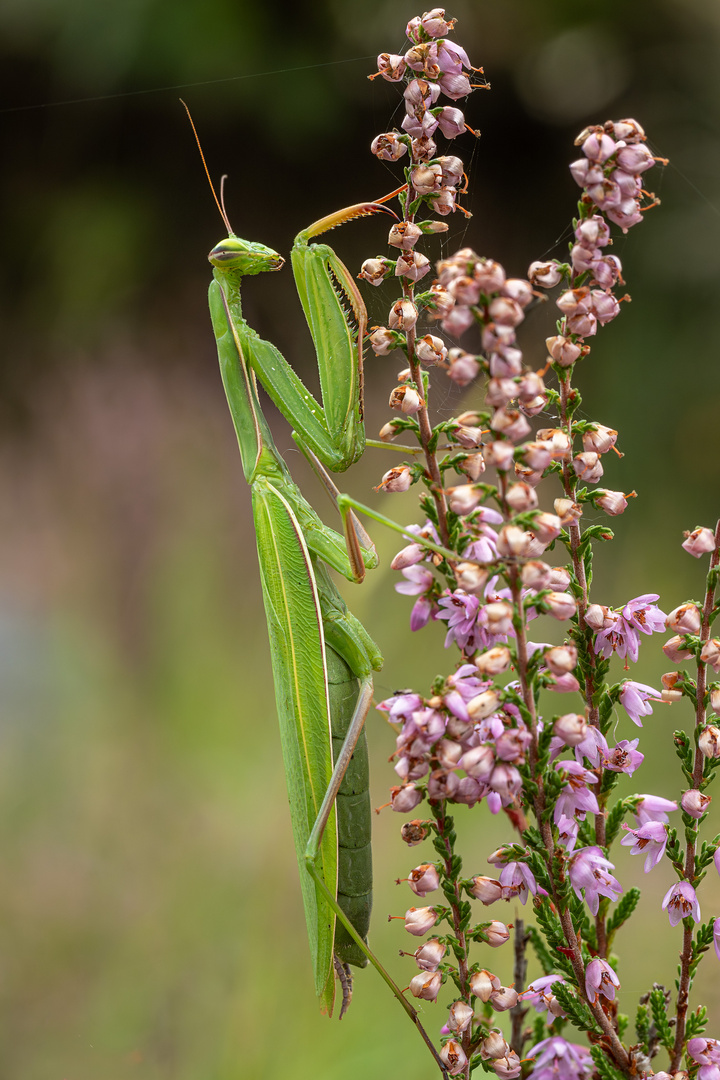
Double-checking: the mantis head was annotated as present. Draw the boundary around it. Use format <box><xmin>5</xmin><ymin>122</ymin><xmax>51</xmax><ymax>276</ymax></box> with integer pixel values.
<box><xmin>208</xmin><ymin>237</ymin><xmax>285</xmax><ymax>277</ymax></box>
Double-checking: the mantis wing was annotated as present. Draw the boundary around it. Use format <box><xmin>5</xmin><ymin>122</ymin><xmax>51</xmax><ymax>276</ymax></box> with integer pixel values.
<box><xmin>252</xmin><ymin>477</ymin><xmax>338</xmax><ymax>1014</ymax></box>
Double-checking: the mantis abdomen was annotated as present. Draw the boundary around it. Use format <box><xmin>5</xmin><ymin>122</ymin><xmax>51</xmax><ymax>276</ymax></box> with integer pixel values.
<box><xmin>327</xmin><ymin>645</ymin><xmax>372</xmax><ymax>968</ymax></box>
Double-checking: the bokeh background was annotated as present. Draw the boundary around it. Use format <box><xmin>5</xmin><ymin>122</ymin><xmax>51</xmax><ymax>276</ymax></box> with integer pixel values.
<box><xmin>1</xmin><ymin>0</ymin><xmax>720</xmax><ymax>1076</ymax></box>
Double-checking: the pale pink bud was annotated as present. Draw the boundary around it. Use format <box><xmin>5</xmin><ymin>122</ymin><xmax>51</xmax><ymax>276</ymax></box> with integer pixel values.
<box><xmin>548</xmin><ymin>567</ymin><xmax>572</xmax><ymax>590</ymax></box>
<box><xmin>440</xmin><ymin>1039</ymin><xmax>468</xmax><ymax>1076</ymax></box>
<box><xmin>441</xmin><ymin>305</ymin><xmax>475</xmax><ymax>335</ymax></box>
<box><xmin>460</xmin><ymin>745</ymin><xmax>495</xmax><ymax>782</ymax></box>
<box><xmin>391</xmin><ymin>784</ymin><xmax>423</xmax><ymax>812</ymax></box>
<box><xmin>531</xmin><ymin>512</ymin><xmax>562</xmax><ymax>544</ymax></box>
<box><xmin>486</xmin><ymin>378</ymin><xmax>516</xmax><ymax>407</ymax></box>
<box><xmin>467</xmin><ymin>689</ymin><xmax>501</xmax><ymax>721</ymax></box>
<box><xmin>488</xmin><ymin>296</ymin><xmax>525</xmax><ymax>327</ymax></box>
<box><xmin>490</xmin><ymin>407</ymin><xmax>531</xmax><ymax>442</ymax></box>
<box><xmin>545</xmin><ymin>645</ymin><xmax>578</xmax><ymax>675</ymax></box>
<box><xmin>404</xmin><ymin>906</ymin><xmax>437</xmax><ymax>935</ymax></box>
<box><xmin>484</xmin><ymin>440</ymin><xmax>516</xmax><ymax>471</ymax></box>
<box><xmin>411</xmin><ymin>162</ymin><xmax>443</xmax><ymax>195</ymax></box>
<box><xmin>502</xmin><ymin>278</ymin><xmax>534</xmax><ymax>307</ymax></box>
<box><xmin>455</xmin><ymin>562</ymin><xmax>489</xmax><ymax>595</ymax></box>
<box><xmin>409</xmin><ymin>970</ymin><xmax>442</xmax><ymax>1001</ymax></box>
<box><xmin>447</xmin><ymin>348</ymin><xmax>480</xmax><ymax>387</ymax></box>
<box><xmin>485</xmin><ymin>921</ymin><xmax>511</xmax><ymax>947</ymax></box>
<box><xmin>493</xmin><ymin>1052</ymin><xmax>522</xmax><ymax>1079</ymax></box>
<box><xmin>616</xmin><ymin>143</ymin><xmax>655</xmax><ymax>174</ymax></box>
<box><xmin>546</xmin><ymin>335</ymin><xmax>582</xmax><ymax>366</ymax></box>
<box><xmin>396</xmin><ymin>250</ymin><xmax>431</xmax><ymax>281</ymax></box>
<box><xmin>699</xmin><ymin>725</ymin><xmax>720</xmax><ymax>759</ymax></box>
<box><xmin>663</xmin><ymin>635</ymin><xmax>693</xmax><ymax>662</ymax></box>
<box><xmin>666</xmin><ymin>603</ymin><xmax>702</xmax><ymax>634</ymax></box>
<box><xmin>554</xmin><ymin>712</ymin><xmax>588</xmax><ymax>746</ymax></box>
<box><xmin>448</xmin><ymin>275</ymin><xmax>481</xmax><ymax>305</ymax></box>
<box><xmin>436</xmin><ymin>106</ymin><xmax>466</xmax><ymax>139</ymax></box>
<box><xmin>388</xmin><ymin>299</ymin><xmax>418</xmax><ymax>331</ymax></box>
<box><xmin>452</xmin><ymin>425</ymin><xmax>484</xmax><ymax>450</ymax></box>
<box><xmin>387</xmin><ymin>222</ymin><xmax>422</xmax><ymax>251</ymax></box>
<box><xmin>711</xmin><ymin>687</ymin><xmax>720</xmax><ymax>713</ymax></box>
<box><xmin>469</xmin><ymin>875</ymin><xmax>503</xmax><ymax>903</ymax></box>
<box><xmin>556</xmin><ymin>287</ymin><xmax>591</xmax><ymax>315</ymax></box>
<box><xmin>408</xmin><ymin>863</ymin><xmax>440</xmax><ymax>897</ymax></box>
<box><xmin>573</xmin><ymin>451</ymin><xmax>604</xmax><ymax>483</ymax></box>
<box><xmin>447</xmin><ymin>1000</ymin><xmax>474</xmax><ymax>1033</ymax></box>
<box><xmin>427</xmin><ymin>282</ymin><xmax>455</xmax><ymax>318</ymax></box>
<box><xmin>490</xmin><ymin>985</ymin><xmax>519</xmax><ymax>1011</ymax></box>
<box><xmin>420</xmin><ymin>7</ymin><xmax>456</xmax><ymax>37</ymax></box>
<box><xmin>415</xmin><ymin>937</ymin><xmax>446</xmax><ymax>970</ymax></box>
<box><xmin>488</xmin><ymin>345</ymin><xmax>522</xmax><ymax>376</ymax></box>
<box><xmin>470</xmin><ymin>969</ymin><xmax>500</xmax><ymax>1002</ymax></box>
<box><xmin>497</xmin><ymin>524</ymin><xmax>533</xmax><ymax>557</ymax></box>
<box><xmin>546</xmin><ymin>592</ymin><xmax>578</xmax><ymax>620</ymax></box>
<box><xmin>595</xmin><ymin>489</ymin><xmax>629</xmax><ymax>515</ymax></box>
<box><xmin>368</xmin><ymin>326</ymin><xmax>398</xmax><ymax>355</ymax></box>
<box><xmin>528</xmin><ymin>260</ymin><xmax>563</xmax><ymax>288</ymax></box>
<box><xmin>582</xmin><ymin>131</ymin><xmax>617</xmax><ymax>162</ymax></box>
<box><xmin>375</xmin><ymin>53</ymin><xmax>407</xmax><ymax>81</ymax></box>
<box><xmin>681</xmin><ymin>789</ymin><xmax>711</xmax><ymax>819</ymax></box>
<box><xmin>437</xmin><ymin>155</ymin><xmax>464</xmax><ymax>187</ymax></box>
<box><xmin>415</xmin><ymin>334</ymin><xmax>448</xmax><ymax>365</ymax></box>
<box><xmin>554</xmin><ymin>499</ymin><xmax>582</xmax><ymax>525</ymax></box>
<box><xmin>458</xmin><ymin>451</ymin><xmax>485</xmax><ymax>481</ymax></box>
<box><xmin>377</xmin><ymin>465</ymin><xmax>413</xmax><ymax>492</ymax></box>
<box><xmin>439</xmin><ymin>72</ymin><xmax>473</xmax><ymax>101</ymax></box>
<box><xmin>682</xmin><ymin>527</ymin><xmax>716</xmax><ymax>557</ymax></box>
<box><xmin>484</xmin><ymin>602</ymin><xmax>514</xmax><ymax>635</ymax></box>
<box><xmin>389</xmin><ymin>385</ymin><xmax>424</xmax><ymax>415</ymax></box>
<box><xmin>582</xmin><ymin>424</ymin><xmax>618</xmax><ymax>454</ymax></box>
<box><xmin>590</xmin><ymin>289</ymin><xmax>621</xmax><ymax>325</ymax></box>
<box><xmin>536</xmin><ymin>428</ymin><xmax>572</xmax><ymax>461</ymax></box>
<box><xmin>480</xmin><ymin>1030</ymin><xmax>509</xmax><ymax>1059</ymax></box>
<box><xmin>585</xmin><ymin>603</ymin><xmax>610</xmax><ymax>630</ymax></box>
<box><xmin>518</xmin><ymin>562</ymin><xmax>549</xmax><ymax>590</ymax></box>
<box><xmin>378</xmin><ymin>421</ymin><xmax>401</xmax><ymax>442</ymax></box>
<box><xmin>505</xmin><ymin>482</ymin><xmax>539</xmax><ymax>513</ymax></box>
<box><xmin>700</xmin><ymin>639</ymin><xmax>720</xmax><ymax>674</ymax></box>
<box><xmin>475</xmin><ymin>646</ymin><xmax>512</xmax><ymax>675</ymax></box>
<box><xmin>371</xmin><ymin>132</ymin><xmax>408</xmax><ymax>161</ymax></box>
<box><xmin>359</xmin><ymin>257</ymin><xmax>394</xmax><ymax>285</ymax></box>
<box><xmin>518</xmin><ymin>371</ymin><xmax>546</xmax><ymax>402</ymax></box>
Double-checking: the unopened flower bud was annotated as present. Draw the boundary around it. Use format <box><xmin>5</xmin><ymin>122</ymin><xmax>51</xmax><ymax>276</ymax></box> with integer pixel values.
<box><xmin>521</xmin><ymin>560</ymin><xmax>551</xmax><ymax>589</ymax></box>
<box><xmin>440</xmin><ymin>1039</ymin><xmax>468</xmax><ymax>1076</ymax></box>
<box><xmin>408</xmin><ymin>863</ymin><xmax>440</xmax><ymax>897</ymax></box>
<box><xmin>682</xmin><ymin>527</ymin><xmax>716</xmax><ymax>558</ymax></box>
<box><xmin>699</xmin><ymin>725</ymin><xmax>720</xmax><ymax>758</ymax></box>
<box><xmin>485</xmin><ymin>920</ymin><xmax>511</xmax><ymax>947</ymax></box>
<box><xmin>480</xmin><ymin>1029</ymin><xmax>509</xmax><ymax>1059</ymax></box>
<box><xmin>454</xmin><ymin>562</ymin><xmax>489</xmax><ymax>595</ymax></box>
<box><xmin>485</xmin><ymin>602</ymin><xmax>514</xmax><ymax>635</ymax></box>
<box><xmin>546</xmin><ymin>335</ymin><xmax>581</xmax><ymax>366</ymax></box>
<box><xmin>359</xmin><ymin>256</ymin><xmax>394</xmax><ymax>285</ymax></box>
<box><xmin>545</xmin><ymin>645</ymin><xmax>578</xmax><ymax>675</ymax></box>
<box><xmin>404</xmin><ymin>906</ymin><xmax>437</xmax><ymax>935</ymax></box>
<box><xmin>378</xmin><ymin>421</ymin><xmax>400</xmax><ymax>442</ymax></box>
<box><xmin>409</xmin><ymin>970</ymin><xmax>442</xmax><ymax>1001</ymax></box>
<box><xmin>469</xmin><ymin>875</ymin><xmax>503</xmax><ymax>903</ymax></box>
<box><xmin>585</xmin><ymin>603</ymin><xmax>609</xmax><ymax>630</ymax></box>
<box><xmin>536</xmin><ymin>428</ymin><xmax>572</xmax><ymax>460</ymax></box>
<box><xmin>497</xmin><ymin>524</ymin><xmax>532</xmax><ymax>557</ymax></box>
<box><xmin>396</xmin><ymin>250</ymin><xmax>431</xmax><ymax>281</ymax></box>
<box><xmin>663</xmin><ymin>635</ymin><xmax>693</xmax><ymax>662</ymax></box>
<box><xmin>490</xmin><ymin>985</ymin><xmax>519</xmax><ymax>1011</ymax></box>
<box><xmin>666</xmin><ymin>603</ymin><xmax>702</xmax><ymax>634</ymax></box>
<box><xmin>554</xmin><ymin>712</ymin><xmax>588</xmax><ymax>746</ymax></box>
<box><xmin>377</xmin><ymin>465</ymin><xmax>413</xmax><ymax>492</ymax></box>
<box><xmin>502</xmin><ymin>278</ymin><xmax>534</xmax><ymax>307</ymax></box>
<box><xmin>414</xmin><ymin>937</ymin><xmax>446</xmax><ymax>970</ymax></box>
<box><xmin>701</xmin><ymin>639</ymin><xmax>720</xmax><ymax>673</ymax></box>
<box><xmin>546</xmin><ymin>592</ymin><xmax>577</xmax><ymax>620</ymax></box>
<box><xmin>459</xmin><ymin>745</ymin><xmax>495</xmax><ymax>782</ymax></box>
<box><xmin>368</xmin><ymin>326</ymin><xmax>398</xmax><ymax>355</ymax></box>
<box><xmin>681</xmin><ymin>789</ymin><xmax>711</xmax><ymax>818</ymax></box>
<box><xmin>458</xmin><ymin>451</ymin><xmax>485</xmax><ymax>480</ymax></box>
<box><xmin>447</xmin><ymin>484</ymin><xmax>482</xmax><ymax>516</ymax></box>
<box><xmin>573</xmin><ymin>451</ymin><xmax>604</xmax><ymax>482</ymax></box>
<box><xmin>505</xmin><ymin>482</ymin><xmax>538</xmax><ymax>513</ymax></box>
<box><xmin>427</xmin><ymin>282</ymin><xmax>455</xmax><ymax>318</ymax></box>
<box><xmin>582</xmin><ymin>424</ymin><xmax>618</xmax><ymax>454</ymax></box>
<box><xmin>447</xmin><ymin>1000</ymin><xmax>474</xmax><ymax>1033</ymax></box>
<box><xmin>493</xmin><ymin>1052</ymin><xmax>522</xmax><ymax>1079</ymax></box>
<box><xmin>484</xmin><ymin>441</ymin><xmax>515</xmax><ymax>471</ymax></box>
<box><xmin>447</xmin><ymin>349</ymin><xmax>480</xmax><ymax>387</ymax></box>
<box><xmin>391</xmin><ymin>784</ymin><xmax>424</xmax><ymax>812</ymax></box>
<box><xmin>490</xmin><ymin>406</ymin><xmax>531</xmax><ymax>442</ymax></box>
<box><xmin>452</xmin><ymin>425</ymin><xmax>484</xmax><ymax>450</ymax></box>
<box><xmin>389</xmin><ymin>385</ymin><xmax>424</xmax><ymax>415</ymax></box>
<box><xmin>595</xmin><ymin>489</ymin><xmax>629</xmax><ymax>515</ymax></box>
<box><xmin>528</xmin><ymin>260</ymin><xmax>563</xmax><ymax>288</ymax></box>
<box><xmin>554</xmin><ymin>499</ymin><xmax>583</xmax><ymax>525</ymax></box>
<box><xmin>415</xmin><ymin>334</ymin><xmax>448</xmax><ymax>365</ymax></box>
<box><xmin>475</xmin><ymin>646</ymin><xmax>511</xmax><ymax>675</ymax></box>
<box><xmin>470</xmin><ymin>969</ymin><xmax>500</xmax><ymax>1002</ymax></box>
<box><xmin>467</xmin><ymin>689</ymin><xmax>501</xmax><ymax>721</ymax></box>
<box><xmin>388</xmin><ymin>221</ymin><xmax>422</xmax><ymax>249</ymax></box>
<box><xmin>532</xmin><ymin>512</ymin><xmax>563</xmax><ymax>543</ymax></box>
<box><xmin>388</xmin><ymin>299</ymin><xmax>419</xmax><ymax>331</ymax></box>
<box><xmin>711</xmin><ymin>688</ymin><xmax>720</xmax><ymax>714</ymax></box>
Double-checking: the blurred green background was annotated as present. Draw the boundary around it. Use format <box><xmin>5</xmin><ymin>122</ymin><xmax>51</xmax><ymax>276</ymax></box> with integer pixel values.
<box><xmin>1</xmin><ymin>0</ymin><xmax>720</xmax><ymax>1076</ymax></box>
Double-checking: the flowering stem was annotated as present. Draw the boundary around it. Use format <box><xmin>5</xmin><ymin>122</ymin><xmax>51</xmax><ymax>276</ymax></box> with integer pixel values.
<box><xmin>670</xmin><ymin>518</ymin><xmax>720</xmax><ymax>1070</ymax></box>
<box><xmin>510</xmin><ymin>919</ymin><xmax>528</xmax><ymax>1055</ymax></box>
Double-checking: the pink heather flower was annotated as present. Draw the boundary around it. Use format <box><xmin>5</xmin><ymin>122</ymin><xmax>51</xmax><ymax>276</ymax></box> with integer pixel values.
<box><xmin>620</xmin><ymin>820</ymin><xmax>668</xmax><ymax>872</ymax></box>
<box><xmin>688</xmin><ymin>1039</ymin><xmax>720</xmax><ymax>1076</ymax></box>
<box><xmin>569</xmin><ymin>846</ymin><xmax>623</xmax><ymax>915</ymax></box>
<box><xmin>499</xmin><ymin>861</ymin><xmax>537</xmax><ymax>905</ymax></box>
<box><xmin>600</xmin><ymin>738</ymin><xmax>644</xmax><ymax>775</ymax></box>
<box><xmin>594</xmin><ymin>594</ymin><xmax>666</xmax><ymax>662</ymax></box>
<box><xmin>585</xmin><ymin>958</ymin><xmax>620</xmax><ymax>1003</ymax></box>
<box><xmin>682</xmin><ymin>526</ymin><xmax>716</xmax><ymax>558</ymax></box>
<box><xmin>714</xmin><ymin>918</ymin><xmax>720</xmax><ymax>961</ymax></box>
<box><xmin>437</xmin><ymin>590</ymin><xmax>480</xmax><ymax>649</ymax></box>
<box><xmin>404</xmin><ymin>906</ymin><xmax>437</xmax><ymax>936</ymax></box>
<box><xmin>525</xmin><ymin>1037</ymin><xmax>592</xmax><ymax>1080</ymax></box>
<box><xmin>519</xmin><ymin>975</ymin><xmax>566</xmax><ymax>1018</ymax></box>
<box><xmin>408</xmin><ymin>863</ymin><xmax>441</xmax><ymax>897</ymax></box>
<box><xmin>634</xmin><ymin>794</ymin><xmax>678</xmax><ymax>825</ymax></box>
<box><xmin>619</xmin><ymin>680</ymin><xmax>662</xmax><ymax>726</ymax></box>
<box><xmin>554</xmin><ymin>761</ymin><xmax>600</xmax><ymax>823</ymax></box>
<box><xmin>662</xmin><ymin>881</ymin><xmax>701</xmax><ymax>926</ymax></box>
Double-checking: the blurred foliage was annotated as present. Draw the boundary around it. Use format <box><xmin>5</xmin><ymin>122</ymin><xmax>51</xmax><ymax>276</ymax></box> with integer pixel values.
<box><xmin>1</xmin><ymin>0</ymin><xmax>720</xmax><ymax>1076</ymax></box>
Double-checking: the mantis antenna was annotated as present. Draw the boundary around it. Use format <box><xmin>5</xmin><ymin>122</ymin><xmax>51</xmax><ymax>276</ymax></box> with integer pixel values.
<box><xmin>180</xmin><ymin>98</ymin><xmax>234</xmax><ymax>236</ymax></box>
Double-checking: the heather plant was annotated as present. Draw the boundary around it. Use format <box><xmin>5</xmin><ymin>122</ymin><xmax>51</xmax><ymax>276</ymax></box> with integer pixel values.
<box><xmin>337</xmin><ymin>8</ymin><xmax>720</xmax><ymax>1079</ymax></box>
